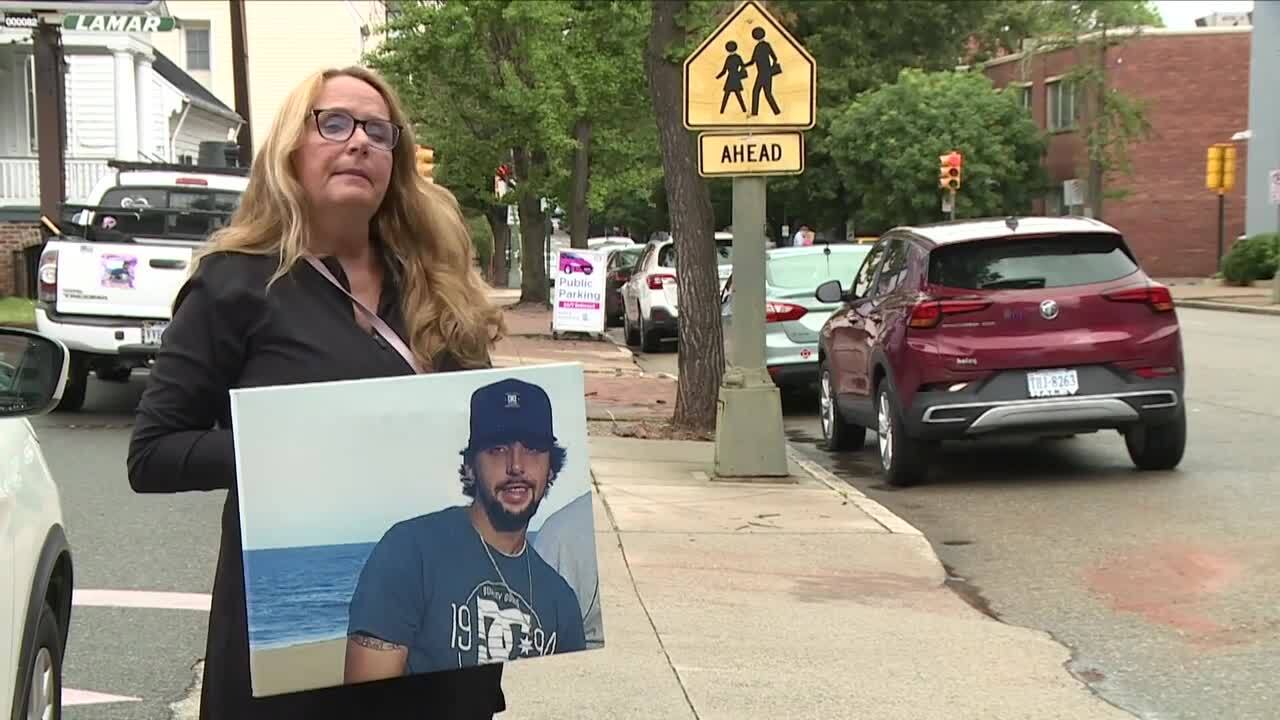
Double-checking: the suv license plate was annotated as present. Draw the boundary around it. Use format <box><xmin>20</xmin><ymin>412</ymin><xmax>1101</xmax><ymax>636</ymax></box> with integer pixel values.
<box><xmin>1027</xmin><ymin>369</ymin><xmax>1079</xmax><ymax>398</ymax></box>
<box><xmin>142</xmin><ymin>322</ymin><xmax>168</xmax><ymax>345</ymax></box>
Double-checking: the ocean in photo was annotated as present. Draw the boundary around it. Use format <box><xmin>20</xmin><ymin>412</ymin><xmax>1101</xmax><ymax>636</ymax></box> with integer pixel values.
<box><xmin>244</xmin><ymin>542</ymin><xmax>376</xmax><ymax>650</ymax></box>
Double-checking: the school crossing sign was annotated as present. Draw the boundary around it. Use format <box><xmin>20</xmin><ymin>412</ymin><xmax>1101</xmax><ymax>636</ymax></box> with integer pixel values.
<box><xmin>683</xmin><ymin>0</ymin><xmax>815</xmax><ymax>178</ymax></box>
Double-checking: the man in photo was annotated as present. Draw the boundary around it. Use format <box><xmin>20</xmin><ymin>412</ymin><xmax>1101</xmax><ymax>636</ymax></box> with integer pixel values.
<box><xmin>343</xmin><ymin>378</ymin><xmax>588</xmax><ymax>684</ymax></box>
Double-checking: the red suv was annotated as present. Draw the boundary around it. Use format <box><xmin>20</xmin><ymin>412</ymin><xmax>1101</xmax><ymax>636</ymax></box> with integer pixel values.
<box><xmin>815</xmin><ymin>216</ymin><xmax>1185</xmax><ymax>486</ymax></box>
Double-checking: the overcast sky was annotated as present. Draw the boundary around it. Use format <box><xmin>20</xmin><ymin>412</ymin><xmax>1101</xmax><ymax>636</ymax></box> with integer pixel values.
<box><xmin>1151</xmin><ymin>0</ymin><xmax>1254</xmax><ymax>28</ymax></box>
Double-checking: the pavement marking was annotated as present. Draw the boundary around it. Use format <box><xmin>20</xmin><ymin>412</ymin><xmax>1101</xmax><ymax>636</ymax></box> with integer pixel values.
<box><xmin>73</xmin><ymin>589</ymin><xmax>212</xmax><ymax>611</ymax></box>
<box><xmin>64</xmin><ymin>688</ymin><xmax>142</xmax><ymax>706</ymax></box>
<box><xmin>785</xmin><ymin>445</ymin><xmax>925</xmax><ymax>537</ymax></box>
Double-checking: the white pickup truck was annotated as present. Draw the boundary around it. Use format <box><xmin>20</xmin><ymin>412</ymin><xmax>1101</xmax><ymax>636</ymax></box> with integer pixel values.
<box><xmin>34</xmin><ymin>161</ymin><xmax>249</xmax><ymax>411</ymax></box>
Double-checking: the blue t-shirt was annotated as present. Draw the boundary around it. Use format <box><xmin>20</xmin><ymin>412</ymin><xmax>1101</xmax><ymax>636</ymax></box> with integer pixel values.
<box><xmin>347</xmin><ymin>505</ymin><xmax>586</xmax><ymax>675</ymax></box>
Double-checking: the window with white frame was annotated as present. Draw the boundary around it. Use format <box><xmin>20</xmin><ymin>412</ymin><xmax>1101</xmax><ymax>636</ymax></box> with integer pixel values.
<box><xmin>185</xmin><ymin>24</ymin><xmax>211</xmax><ymax>71</ymax></box>
<box><xmin>1019</xmin><ymin>85</ymin><xmax>1032</xmax><ymax>111</ymax></box>
<box><xmin>1046</xmin><ymin>79</ymin><xmax>1076</xmax><ymax>131</ymax></box>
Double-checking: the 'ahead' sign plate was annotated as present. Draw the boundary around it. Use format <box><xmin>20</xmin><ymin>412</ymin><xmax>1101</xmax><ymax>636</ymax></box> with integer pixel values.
<box><xmin>698</xmin><ymin>131</ymin><xmax>804</xmax><ymax>178</ymax></box>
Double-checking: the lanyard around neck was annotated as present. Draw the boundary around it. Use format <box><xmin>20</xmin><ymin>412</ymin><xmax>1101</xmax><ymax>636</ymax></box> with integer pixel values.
<box><xmin>303</xmin><ymin>255</ymin><xmax>427</xmax><ymax>375</ymax></box>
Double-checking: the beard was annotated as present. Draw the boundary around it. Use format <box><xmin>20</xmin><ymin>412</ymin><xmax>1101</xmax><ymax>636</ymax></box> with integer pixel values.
<box><xmin>476</xmin><ymin>477</ymin><xmax>546</xmax><ymax>533</ymax></box>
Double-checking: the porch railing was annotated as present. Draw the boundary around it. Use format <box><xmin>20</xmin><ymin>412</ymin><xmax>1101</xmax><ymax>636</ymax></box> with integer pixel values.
<box><xmin>0</xmin><ymin>157</ymin><xmax>113</xmax><ymax>207</ymax></box>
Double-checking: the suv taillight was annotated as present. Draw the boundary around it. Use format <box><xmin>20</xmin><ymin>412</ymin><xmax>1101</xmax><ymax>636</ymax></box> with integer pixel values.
<box><xmin>766</xmin><ymin>301</ymin><xmax>807</xmax><ymax>323</ymax></box>
<box><xmin>908</xmin><ymin>298</ymin><xmax>992</xmax><ymax>329</ymax></box>
<box><xmin>37</xmin><ymin>248</ymin><xmax>58</xmax><ymax>304</ymax></box>
<box><xmin>647</xmin><ymin>273</ymin><xmax>676</xmax><ymax>290</ymax></box>
<box><xmin>1104</xmin><ymin>285</ymin><xmax>1174</xmax><ymax>312</ymax></box>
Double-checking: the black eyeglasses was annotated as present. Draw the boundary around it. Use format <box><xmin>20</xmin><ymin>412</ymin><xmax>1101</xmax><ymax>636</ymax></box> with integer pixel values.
<box><xmin>311</xmin><ymin>109</ymin><xmax>402</xmax><ymax>151</ymax></box>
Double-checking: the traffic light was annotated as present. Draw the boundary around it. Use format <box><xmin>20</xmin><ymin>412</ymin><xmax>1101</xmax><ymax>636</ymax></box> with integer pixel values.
<box><xmin>939</xmin><ymin>151</ymin><xmax>962</xmax><ymax>191</ymax></box>
<box><xmin>415</xmin><ymin>145</ymin><xmax>435</xmax><ymax>183</ymax></box>
<box><xmin>1205</xmin><ymin>144</ymin><xmax>1223</xmax><ymax>191</ymax></box>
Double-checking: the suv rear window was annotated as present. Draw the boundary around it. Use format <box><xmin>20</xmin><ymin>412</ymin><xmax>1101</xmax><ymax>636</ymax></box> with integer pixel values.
<box><xmin>90</xmin><ymin>186</ymin><xmax>241</xmax><ymax>242</ymax></box>
<box><xmin>657</xmin><ymin>241</ymin><xmax>733</xmax><ymax>269</ymax></box>
<box><xmin>928</xmin><ymin>233</ymin><xmax>1139</xmax><ymax>290</ymax></box>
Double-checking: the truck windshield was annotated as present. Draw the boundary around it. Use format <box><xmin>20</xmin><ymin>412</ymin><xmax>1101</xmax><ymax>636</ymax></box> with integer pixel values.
<box><xmin>87</xmin><ymin>186</ymin><xmax>241</xmax><ymax>243</ymax></box>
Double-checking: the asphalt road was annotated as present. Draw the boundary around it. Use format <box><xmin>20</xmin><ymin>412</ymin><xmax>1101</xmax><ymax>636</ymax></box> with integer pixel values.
<box><xmin>621</xmin><ymin>309</ymin><xmax>1279</xmax><ymax>720</ymax></box>
<box><xmin>30</xmin><ymin>376</ymin><xmax>220</xmax><ymax>720</ymax></box>
<box><xmin>31</xmin><ymin>308</ymin><xmax>1278</xmax><ymax>719</ymax></box>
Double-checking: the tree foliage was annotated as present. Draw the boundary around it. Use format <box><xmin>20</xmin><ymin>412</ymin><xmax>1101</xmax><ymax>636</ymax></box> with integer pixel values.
<box><xmin>828</xmin><ymin>69</ymin><xmax>1048</xmax><ymax>232</ymax></box>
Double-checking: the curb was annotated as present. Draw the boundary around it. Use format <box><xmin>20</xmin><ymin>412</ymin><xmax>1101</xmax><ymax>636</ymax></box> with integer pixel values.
<box><xmin>785</xmin><ymin>444</ymin><xmax>925</xmax><ymax>537</ymax></box>
<box><xmin>1175</xmin><ymin>298</ymin><xmax>1280</xmax><ymax>316</ymax></box>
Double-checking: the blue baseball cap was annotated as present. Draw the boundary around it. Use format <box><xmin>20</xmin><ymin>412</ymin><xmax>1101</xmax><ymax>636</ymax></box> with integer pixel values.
<box><xmin>468</xmin><ymin>378</ymin><xmax>557</xmax><ymax>450</ymax></box>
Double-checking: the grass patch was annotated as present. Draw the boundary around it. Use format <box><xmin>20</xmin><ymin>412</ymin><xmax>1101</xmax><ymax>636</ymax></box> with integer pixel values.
<box><xmin>0</xmin><ymin>296</ymin><xmax>36</xmax><ymax>327</ymax></box>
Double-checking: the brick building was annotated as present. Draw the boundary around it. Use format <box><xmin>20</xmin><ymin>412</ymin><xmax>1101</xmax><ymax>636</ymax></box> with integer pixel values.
<box><xmin>981</xmin><ymin>26</ymin><xmax>1251</xmax><ymax>278</ymax></box>
<box><xmin>1</xmin><ymin>213</ymin><xmax>41</xmax><ymax>298</ymax></box>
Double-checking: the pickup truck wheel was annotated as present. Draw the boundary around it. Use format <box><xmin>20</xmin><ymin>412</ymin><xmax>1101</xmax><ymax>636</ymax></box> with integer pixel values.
<box><xmin>54</xmin><ymin>352</ymin><xmax>88</xmax><ymax>412</ymax></box>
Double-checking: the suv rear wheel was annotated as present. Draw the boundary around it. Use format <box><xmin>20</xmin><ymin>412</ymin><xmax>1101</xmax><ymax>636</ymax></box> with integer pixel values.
<box><xmin>819</xmin><ymin>362</ymin><xmax>865</xmax><ymax>451</ymax></box>
<box><xmin>623</xmin><ymin>302</ymin><xmax>641</xmax><ymax>346</ymax></box>
<box><xmin>1125</xmin><ymin>406</ymin><xmax>1186</xmax><ymax>471</ymax></box>
<box><xmin>877</xmin><ymin>384</ymin><xmax>929</xmax><ymax>486</ymax></box>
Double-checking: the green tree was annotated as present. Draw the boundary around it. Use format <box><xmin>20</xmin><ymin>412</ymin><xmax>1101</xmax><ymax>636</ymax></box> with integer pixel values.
<box><xmin>554</xmin><ymin>1</ymin><xmax>657</xmax><ymax>248</ymax></box>
<box><xmin>828</xmin><ymin>68</ymin><xmax>1048</xmax><ymax>232</ymax></box>
<box><xmin>645</xmin><ymin>0</ymin><xmax>724</xmax><ymax>433</ymax></box>
<box><xmin>757</xmin><ymin>0</ymin><xmax>1003</xmax><ymax>237</ymax></box>
<box><xmin>972</xmin><ymin>1</ymin><xmax>1163</xmax><ymax>218</ymax></box>
<box><xmin>368</xmin><ymin>0</ymin><xmax>575</xmax><ymax>305</ymax></box>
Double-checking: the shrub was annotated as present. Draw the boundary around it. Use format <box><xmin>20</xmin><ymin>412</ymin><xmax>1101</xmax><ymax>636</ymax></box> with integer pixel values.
<box><xmin>1220</xmin><ymin>233</ymin><xmax>1279</xmax><ymax>285</ymax></box>
<box><xmin>465</xmin><ymin>213</ymin><xmax>495</xmax><ymax>271</ymax></box>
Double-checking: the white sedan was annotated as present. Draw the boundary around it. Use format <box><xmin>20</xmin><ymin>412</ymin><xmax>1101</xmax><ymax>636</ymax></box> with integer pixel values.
<box><xmin>0</xmin><ymin>327</ymin><xmax>74</xmax><ymax>720</ymax></box>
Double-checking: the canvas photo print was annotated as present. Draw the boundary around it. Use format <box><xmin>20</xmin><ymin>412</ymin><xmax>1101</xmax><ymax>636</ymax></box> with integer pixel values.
<box><xmin>229</xmin><ymin>362</ymin><xmax>603</xmax><ymax>698</ymax></box>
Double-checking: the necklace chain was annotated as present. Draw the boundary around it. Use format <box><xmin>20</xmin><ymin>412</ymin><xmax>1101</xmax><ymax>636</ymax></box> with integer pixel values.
<box><xmin>475</xmin><ymin>526</ymin><xmax>534</xmax><ymax>610</ymax></box>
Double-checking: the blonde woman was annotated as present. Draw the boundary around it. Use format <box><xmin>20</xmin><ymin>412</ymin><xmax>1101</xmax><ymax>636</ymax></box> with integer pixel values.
<box><xmin>127</xmin><ymin>67</ymin><xmax>507</xmax><ymax>718</ymax></box>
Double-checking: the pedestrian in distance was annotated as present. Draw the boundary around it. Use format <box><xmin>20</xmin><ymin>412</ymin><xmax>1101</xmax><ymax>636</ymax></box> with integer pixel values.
<box><xmin>127</xmin><ymin>65</ymin><xmax>507</xmax><ymax>719</ymax></box>
<box><xmin>344</xmin><ymin>378</ymin><xmax>587</xmax><ymax>681</ymax></box>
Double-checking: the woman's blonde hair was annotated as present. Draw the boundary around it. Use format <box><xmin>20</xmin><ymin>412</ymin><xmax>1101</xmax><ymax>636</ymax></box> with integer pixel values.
<box><xmin>193</xmin><ymin>65</ymin><xmax>504</xmax><ymax>369</ymax></box>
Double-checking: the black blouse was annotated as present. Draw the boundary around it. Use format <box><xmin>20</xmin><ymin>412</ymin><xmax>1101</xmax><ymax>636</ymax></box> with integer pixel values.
<box><xmin>127</xmin><ymin>250</ymin><xmax>505</xmax><ymax>719</ymax></box>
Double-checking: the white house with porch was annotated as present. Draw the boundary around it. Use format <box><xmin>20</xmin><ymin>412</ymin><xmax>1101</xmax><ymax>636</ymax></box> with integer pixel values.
<box><xmin>0</xmin><ymin>26</ymin><xmax>242</xmax><ymax>207</ymax></box>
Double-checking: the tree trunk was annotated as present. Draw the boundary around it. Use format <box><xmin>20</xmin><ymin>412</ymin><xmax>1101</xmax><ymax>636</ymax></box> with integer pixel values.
<box><xmin>570</xmin><ymin>117</ymin><xmax>592</xmax><ymax>250</ymax></box>
<box><xmin>486</xmin><ymin>206</ymin><xmax>511</xmax><ymax>287</ymax></box>
<box><xmin>645</xmin><ymin>0</ymin><xmax>724</xmax><ymax>433</ymax></box>
<box><xmin>513</xmin><ymin>146</ymin><xmax>549</xmax><ymax>305</ymax></box>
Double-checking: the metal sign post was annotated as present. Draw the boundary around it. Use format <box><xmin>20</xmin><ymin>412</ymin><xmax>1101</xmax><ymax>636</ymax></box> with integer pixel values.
<box><xmin>683</xmin><ymin>0</ymin><xmax>816</xmax><ymax>479</ymax></box>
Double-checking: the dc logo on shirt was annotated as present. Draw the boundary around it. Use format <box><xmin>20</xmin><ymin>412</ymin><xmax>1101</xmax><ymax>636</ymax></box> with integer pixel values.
<box><xmin>449</xmin><ymin>582</ymin><xmax>557</xmax><ymax>666</ymax></box>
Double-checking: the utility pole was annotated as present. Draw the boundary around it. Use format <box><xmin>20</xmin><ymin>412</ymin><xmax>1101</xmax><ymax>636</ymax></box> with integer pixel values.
<box><xmin>229</xmin><ymin>0</ymin><xmax>253</xmax><ymax>166</ymax></box>
<box><xmin>32</xmin><ymin>21</ymin><xmax>67</xmax><ymax>237</ymax></box>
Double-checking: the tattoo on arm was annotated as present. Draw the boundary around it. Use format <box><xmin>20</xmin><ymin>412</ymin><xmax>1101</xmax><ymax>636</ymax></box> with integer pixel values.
<box><xmin>349</xmin><ymin>633</ymin><xmax>406</xmax><ymax>652</ymax></box>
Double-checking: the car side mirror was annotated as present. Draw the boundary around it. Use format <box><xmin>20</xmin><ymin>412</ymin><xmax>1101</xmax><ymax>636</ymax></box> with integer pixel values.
<box><xmin>0</xmin><ymin>329</ymin><xmax>70</xmax><ymax>418</ymax></box>
<box><xmin>815</xmin><ymin>280</ymin><xmax>847</xmax><ymax>304</ymax></box>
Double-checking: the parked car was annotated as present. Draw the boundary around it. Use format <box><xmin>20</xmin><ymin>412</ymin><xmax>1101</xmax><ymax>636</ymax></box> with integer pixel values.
<box><xmin>0</xmin><ymin>327</ymin><xmax>74</xmax><ymax>720</ymax></box>
<box><xmin>605</xmin><ymin>246</ymin><xmax>645</xmax><ymax>327</ymax></box>
<box><xmin>620</xmin><ymin>233</ymin><xmax>735</xmax><ymax>352</ymax></box>
<box><xmin>36</xmin><ymin>160</ymin><xmax>249</xmax><ymax>411</ymax></box>
<box><xmin>721</xmin><ymin>243</ymin><xmax>871</xmax><ymax>395</ymax></box>
<box><xmin>558</xmin><ymin>252</ymin><xmax>595</xmax><ymax>275</ymax></box>
<box><xmin>816</xmin><ymin>216</ymin><xmax>1186</xmax><ymax>486</ymax></box>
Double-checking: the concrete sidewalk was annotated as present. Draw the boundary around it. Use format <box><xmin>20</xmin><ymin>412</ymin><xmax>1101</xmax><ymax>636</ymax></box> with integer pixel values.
<box><xmin>1165</xmin><ymin>279</ymin><xmax>1280</xmax><ymax>316</ymax></box>
<box><xmin>490</xmin><ymin>293</ymin><xmax>676</xmax><ymax>421</ymax></box>
<box><xmin>498</xmin><ymin>438</ymin><xmax>1134</xmax><ymax>720</ymax></box>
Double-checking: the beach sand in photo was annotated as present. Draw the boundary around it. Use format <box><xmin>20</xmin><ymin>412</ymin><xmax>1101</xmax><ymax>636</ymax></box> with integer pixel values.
<box><xmin>250</xmin><ymin>638</ymin><xmax>347</xmax><ymax>697</ymax></box>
